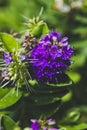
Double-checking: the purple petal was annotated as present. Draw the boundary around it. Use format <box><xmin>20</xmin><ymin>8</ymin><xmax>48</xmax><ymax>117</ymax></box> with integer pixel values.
<box><xmin>61</xmin><ymin>37</ymin><xmax>68</xmax><ymax>43</ymax></box>
<box><xmin>47</xmin><ymin>119</ymin><xmax>56</xmax><ymax>125</ymax></box>
<box><xmin>41</xmin><ymin>35</ymin><xmax>50</xmax><ymax>42</ymax></box>
<box><xmin>50</xmin><ymin>31</ymin><xmax>62</xmax><ymax>38</ymax></box>
<box><xmin>30</xmin><ymin>121</ymin><xmax>40</xmax><ymax>130</ymax></box>
<box><xmin>4</xmin><ymin>52</ymin><xmax>13</xmax><ymax>65</ymax></box>
<box><xmin>30</xmin><ymin>119</ymin><xmax>38</xmax><ymax>123</ymax></box>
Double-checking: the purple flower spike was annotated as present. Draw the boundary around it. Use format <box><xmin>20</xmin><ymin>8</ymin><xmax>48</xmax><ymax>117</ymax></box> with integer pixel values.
<box><xmin>4</xmin><ymin>52</ymin><xmax>13</xmax><ymax>65</ymax></box>
<box><xmin>30</xmin><ymin>31</ymin><xmax>73</xmax><ymax>83</ymax></box>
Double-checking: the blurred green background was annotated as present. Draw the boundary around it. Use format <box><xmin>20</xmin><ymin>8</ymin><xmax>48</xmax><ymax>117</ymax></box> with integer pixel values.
<box><xmin>0</xmin><ymin>0</ymin><xmax>87</xmax><ymax>124</ymax></box>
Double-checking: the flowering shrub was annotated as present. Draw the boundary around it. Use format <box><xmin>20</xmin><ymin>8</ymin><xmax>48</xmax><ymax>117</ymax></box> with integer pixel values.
<box><xmin>0</xmin><ymin>16</ymin><xmax>87</xmax><ymax>130</ymax></box>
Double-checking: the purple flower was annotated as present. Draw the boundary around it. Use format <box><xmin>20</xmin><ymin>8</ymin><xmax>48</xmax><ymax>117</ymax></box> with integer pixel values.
<box><xmin>30</xmin><ymin>119</ymin><xmax>40</xmax><ymax>130</ymax></box>
<box><xmin>4</xmin><ymin>52</ymin><xmax>13</xmax><ymax>65</ymax></box>
<box><xmin>30</xmin><ymin>31</ymin><xmax>73</xmax><ymax>83</ymax></box>
<box><xmin>30</xmin><ymin>118</ymin><xmax>58</xmax><ymax>130</ymax></box>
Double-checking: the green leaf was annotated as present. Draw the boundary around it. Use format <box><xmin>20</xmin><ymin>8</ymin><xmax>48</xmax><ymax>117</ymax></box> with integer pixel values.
<box><xmin>73</xmin><ymin>40</ymin><xmax>87</xmax><ymax>49</ymax></box>
<box><xmin>42</xmin><ymin>23</ymin><xmax>49</xmax><ymax>35</ymax></box>
<box><xmin>0</xmin><ymin>33</ymin><xmax>20</xmax><ymax>52</ymax></box>
<box><xmin>30</xmin><ymin>74</ymin><xmax>72</xmax><ymax>90</ymax></box>
<box><xmin>31</xmin><ymin>23</ymin><xmax>46</xmax><ymax>38</ymax></box>
<box><xmin>47</xmin><ymin>80</ymin><xmax>72</xmax><ymax>87</ymax></box>
<box><xmin>0</xmin><ymin>111</ymin><xmax>10</xmax><ymax>115</ymax></box>
<box><xmin>30</xmin><ymin>20</ymin><xmax>49</xmax><ymax>38</ymax></box>
<box><xmin>29</xmin><ymin>93</ymin><xmax>60</xmax><ymax>105</ymax></box>
<box><xmin>29</xmin><ymin>81</ymin><xmax>70</xmax><ymax>98</ymax></box>
<box><xmin>1</xmin><ymin>115</ymin><xmax>17</xmax><ymax>130</ymax></box>
<box><xmin>29</xmin><ymin>75</ymin><xmax>72</xmax><ymax>98</ymax></box>
<box><xmin>75</xmin><ymin>14</ymin><xmax>87</xmax><ymax>24</ymax></box>
<box><xmin>28</xmin><ymin>74</ymin><xmax>72</xmax><ymax>118</ymax></box>
<box><xmin>41</xmin><ymin>74</ymin><xmax>72</xmax><ymax>88</ymax></box>
<box><xmin>61</xmin><ymin>123</ymin><xmax>87</xmax><ymax>130</ymax></box>
<box><xmin>0</xmin><ymin>88</ymin><xmax>22</xmax><ymax>109</ymax></box>
<box><xmin>71</xmin><ymin>55</ymin><xmax>86</xmax><ymax>68</ymax></box>
<box><xmin>73</xmin><ymin>27</ymin><xmax>87</xmax><ymax>35</ymax></box>
<box><xmin>66</xmin><ymin>111</ymin><xmax>80</xmax><ymax>123</ymax></box>
<box><xmin>29</xmin><ymin>84</ymin><xmax>69</xmax><ymax>98</ymax></box>
<box><xmin>62</xmin><ymin>91</ymin><xmax>72</xmax><ymax>102</ymax></box>
<box><xmin>28</xmin><ymin>100</ymin><xmax>61</xmax><ymax>118</ymax></box>
<box><xmin>0</xmin><ymin>88</ymin><xmax>9</xmax><ymax>99</ymax></box>
<box><xmin>67</xmin><ymin>72</ymin><xmax>81</xmax><ymax>83</ymax></box>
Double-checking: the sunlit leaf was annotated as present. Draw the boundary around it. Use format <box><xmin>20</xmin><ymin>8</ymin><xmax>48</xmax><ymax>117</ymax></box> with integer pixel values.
<box><xmin>0</xmin><ymin>33</ymin><xmax>20</xmax><ymax>52</ymax></box>
<box><xmin>62</xmin><ymin>91</ymin><xmax>72</xmax><ymax>102</ymax></box>
<box><xmin>67</xmin><ymin>72</ymin><xmax>81</xmax><ymax>83</ymax></box>
<box><xmin>31</xmin><ymin>22</ymin><xmax>49</xmax><ymax>38</ymax></box>
<box><xmin>61</xmin><ymin>123</ymin><xmax>87</xmax><ymax>130</ymax></box>
<box><xmin>0</xmin><ymin>88</ymin><xmax>22</xmax><ymax>109</ymax></box>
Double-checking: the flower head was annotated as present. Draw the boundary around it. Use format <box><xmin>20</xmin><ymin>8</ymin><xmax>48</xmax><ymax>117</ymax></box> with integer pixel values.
<box><xmin>1</xmin><ymin>48</ymin><xmax>31</xmax><ymax>89</ymax></box>
<box><xmin>30</xmin><ymin>31</ymin><xmax>73</xmax><ymax>83</ymax></box>
<box><xmin>30</xmin><ymin>118</ymin><xmax>58</xmax><ymax>130</ymax></box>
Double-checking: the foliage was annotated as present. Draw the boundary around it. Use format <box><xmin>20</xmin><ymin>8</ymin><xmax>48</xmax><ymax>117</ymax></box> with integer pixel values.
<box><xmin>0</xmin><ymin>15</ymin><xmax>73</xmax><ymax>129</ymax></box>
<box><xmin>0</xmin><ymin>0</ymin><xmax>87</xmax><ymax>129</ymax></box>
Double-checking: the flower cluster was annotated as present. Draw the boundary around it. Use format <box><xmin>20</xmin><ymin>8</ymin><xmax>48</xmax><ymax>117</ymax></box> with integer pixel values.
<box><xmin>30</xmin><ymin>31</ymin><xmax>73</xmax><ymax>83</ymax></box>
<box><xmin>30</xmin><ymin>118</ymin><xmax>58</xmax><ymax>130</ymax></box>
<box><xmin>1</xmin><ymin>48</ymin><xmax>31</xmax><ymax>88</ymax></box>
<box><xmin>1</xmin><ymin>31</ymin><xmax>73</xmax><ymax>87</ymax></box>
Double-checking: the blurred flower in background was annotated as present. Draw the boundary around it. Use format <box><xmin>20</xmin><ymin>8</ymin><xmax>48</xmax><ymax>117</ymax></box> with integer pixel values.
<box><xmin>54</xmin><ymin>0</ymin><xmax>84</xmax><ymax>13</ymax></box>
<box><xmin>54</xmin><ymin>0</ymin><xmax>70</xmax><ymax>13</ymax></box>
<box><xmin>70</xmin><ymin>0</ymin><xmax>84</xmax><ymax>8</ymax></box>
